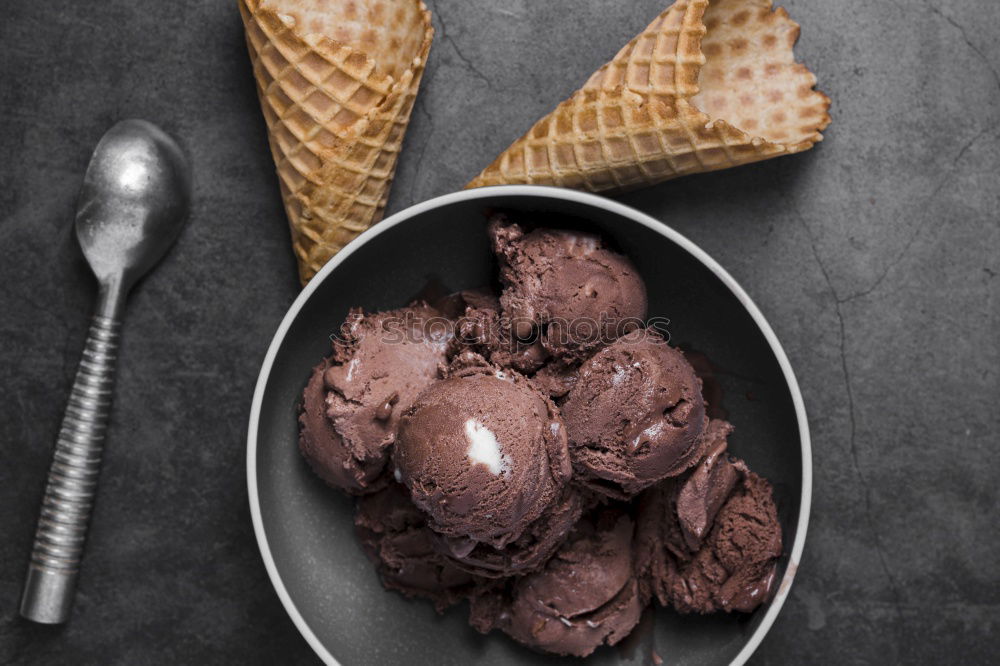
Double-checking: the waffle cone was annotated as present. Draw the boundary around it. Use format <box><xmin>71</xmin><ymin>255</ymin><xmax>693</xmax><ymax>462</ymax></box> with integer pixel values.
<box><xmin>467</xmin><ymin>0</ymin><xmax>830</xmax><ymax>192</ymax></box>
<box><xmin>240</xmin><ymin>0</ymin><xmax>433</xmax><ymax>283</ymax></box>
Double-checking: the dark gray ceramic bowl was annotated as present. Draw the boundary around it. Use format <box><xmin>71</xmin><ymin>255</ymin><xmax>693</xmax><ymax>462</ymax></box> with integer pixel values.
<box><xmin>247</xmin><ymin>186</ymin><xmax>811</xmax><ymax>666</ymax></box>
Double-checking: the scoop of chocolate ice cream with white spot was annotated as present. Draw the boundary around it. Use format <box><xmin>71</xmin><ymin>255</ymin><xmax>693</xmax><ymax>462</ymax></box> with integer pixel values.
<box><xmin>393</xmin><ymin>356</ymin><xmax>573</xmax><ymax>551</ymax></box>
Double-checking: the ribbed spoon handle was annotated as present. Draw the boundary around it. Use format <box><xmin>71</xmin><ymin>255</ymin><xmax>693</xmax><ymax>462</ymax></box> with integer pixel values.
<box><xmin>20</xmin><ymin>314</ymin><xmax>121</xmax><ymax>624</ymax></box>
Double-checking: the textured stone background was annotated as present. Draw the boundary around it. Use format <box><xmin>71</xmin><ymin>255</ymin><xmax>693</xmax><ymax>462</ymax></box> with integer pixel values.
<box><xmin>1</xmin><ymin>0</ymin><xmax>997</xmax><ymax>664</ymax></box>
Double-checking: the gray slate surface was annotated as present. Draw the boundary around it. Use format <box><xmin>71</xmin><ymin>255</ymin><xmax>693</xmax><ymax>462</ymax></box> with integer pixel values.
<box><xmin>1</xmin><ymin>0</ymin><xmax>997</xmax><ymax>663</ymax></box>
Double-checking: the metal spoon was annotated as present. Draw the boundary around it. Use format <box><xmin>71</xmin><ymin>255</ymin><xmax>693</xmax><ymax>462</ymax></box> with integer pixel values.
<box><xmin>20</xmin><ymin>119</ymin><xmax>191</xmax><ymax>624</ymax></box>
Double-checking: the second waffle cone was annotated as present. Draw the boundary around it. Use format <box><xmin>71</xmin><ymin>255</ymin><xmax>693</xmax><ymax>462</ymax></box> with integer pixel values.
<box><xmin>467</xmin><ymin>0</ymin><xmax>830</xmax><ymax>192</ymax></box>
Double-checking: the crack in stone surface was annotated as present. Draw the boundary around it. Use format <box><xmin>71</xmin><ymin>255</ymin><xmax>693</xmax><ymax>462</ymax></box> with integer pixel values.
<box><xmin>794</xmin><ymin>206</ymin><xmax>906</xmax><ymax>639</ymax></box>
<box><xmin>924</xmin><ymin>2</ymin><xmax>1000</xmax><ymax>93</ymax></box>
<box><xmin>435</xmin><ymin>4</ymin><xmax>493</xmax><ymax>89</ymax></box>
<box><xmin>839</xmin><ymin>126</ymin><xmax>996</xmax><ymax>303</ymax></box>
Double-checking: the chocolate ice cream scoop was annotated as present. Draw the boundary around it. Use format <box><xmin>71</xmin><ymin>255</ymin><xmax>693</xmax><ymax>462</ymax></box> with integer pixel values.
<box><xmin>298</xmin><ymin>305</ymin><xmax>451</xmax><ymax>494</ymax></box>
<box><xmin>471</xmin><ymin>510</ymin><xmax>643</xmax><ymax>657</ymax></box>
<box><xmin>561</xmin><ymin>329</ymin><xmax>707</xmax><ymax>499</ymax></box>
<box><xmin>456</xmin><ymin>303</ymin><xmax>550</xmax><ymax>374</ymax></box>
<box><xmin>635</xmin><ymin>443</ymin><xmax>782</xmax><ymax>614</ymax></box>
<box><xmin>394</xmin><ymin>359</ymin><xmax>573</xmax><ymax>549</ymax></box>
<box><xmin>355</xmin><ymin>482</ymin><xmax>479</xmax><ymax>611</ymax></box>
<box><xmin>299</xmin><ymin>358</ymin><xmax>377</xmax><ymax>492</ymax></box>
<box><xmin>489</xmin><ymin>215</ymin><xmax>647</xmax><ymax>363</ymax></box>
<box><xmin>530</xmin><ymin>359</ymin><xmax>580</xmax><ymax>401</ymax></box>
<box><xmin>435</xmin><ymin>487</ymin><xmax>582</xmax><ymax>578</ymax></box>
<box><xmin>675</xmin><ymin>419</ymin><xmax>740</xmax><ymax>552</ymax></box>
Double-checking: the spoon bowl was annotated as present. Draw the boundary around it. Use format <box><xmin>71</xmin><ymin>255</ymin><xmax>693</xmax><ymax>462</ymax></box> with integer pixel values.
<box><xmin>75</xmin><ymin>119</ymin><xmax>191</xmax><ymax>294</ymax></box>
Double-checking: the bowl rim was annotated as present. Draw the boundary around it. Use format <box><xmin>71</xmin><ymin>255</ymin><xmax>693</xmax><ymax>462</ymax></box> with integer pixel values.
<box><xmin>247</xmin><ymin>185</ymin><xmax>813</xmax><ymax>666</ymax></box>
